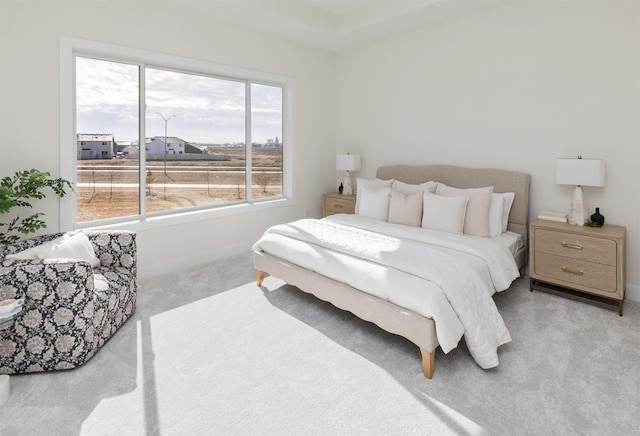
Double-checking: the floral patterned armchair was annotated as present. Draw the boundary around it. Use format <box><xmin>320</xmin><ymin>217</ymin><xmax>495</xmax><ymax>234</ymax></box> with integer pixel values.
<box><xmin>0</xmin><ymin>231</ymin><xmax>137</xmax><ymax>374</ymax></box>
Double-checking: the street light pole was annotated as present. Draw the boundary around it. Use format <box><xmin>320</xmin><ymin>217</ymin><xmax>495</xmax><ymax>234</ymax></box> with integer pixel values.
<box><xmin>157</xmin><ymin>112</ymin><xmax>175</xmax><ymax>177</ymax></box>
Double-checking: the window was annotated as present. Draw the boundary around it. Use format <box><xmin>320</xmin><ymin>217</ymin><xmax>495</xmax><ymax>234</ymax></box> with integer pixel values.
<box><xmin>60</xmin><ymin>37</ymin><xmax>293</xmax><ymax>230</ymax></box>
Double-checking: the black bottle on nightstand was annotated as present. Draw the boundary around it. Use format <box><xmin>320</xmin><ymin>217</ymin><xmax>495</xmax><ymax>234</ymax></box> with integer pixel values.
<box><xmin>591</xmin><ymin>208</ymin><xmax>604</xmax><ymax>226</ymax></box>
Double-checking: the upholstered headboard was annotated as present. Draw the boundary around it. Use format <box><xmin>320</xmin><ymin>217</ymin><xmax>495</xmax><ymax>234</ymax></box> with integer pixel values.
<box><xmin>376</xmin><ymin>164</ymin><xmax>531</xmax><ymax>268</ymax></box>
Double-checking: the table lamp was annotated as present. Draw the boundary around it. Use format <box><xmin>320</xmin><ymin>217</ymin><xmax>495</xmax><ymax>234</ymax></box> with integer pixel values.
<box><xmin>556</xmin><ymin>156</ymin><xmax>605</xmax><ymax>225</ymax></box>
<box><xmin>336</xmin><ymin>153</ymin><xmax>361</xmax><ymax>195</ymax></box>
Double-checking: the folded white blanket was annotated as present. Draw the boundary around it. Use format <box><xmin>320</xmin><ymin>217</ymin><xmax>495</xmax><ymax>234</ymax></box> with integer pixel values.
<box><xmin>253</xmin><ymin>217</ymin><xmax>515</xmax><ymax>369</ymax></box>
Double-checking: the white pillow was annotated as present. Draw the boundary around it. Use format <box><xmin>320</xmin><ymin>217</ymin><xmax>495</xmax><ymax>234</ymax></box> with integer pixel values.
<box><xmin>355</xmin><ymin>178</ymin><xmax>393</xmax><ymax>214</ymax></box>
<box><xmin>4</xmin><ymin>247</ymin><xmax>39</xmax><ymax>260</ymax></box>
<box><xmin>436</xmin><ymin>184</ymin><xmax>493</xmax><ymax>237</ymax></box>
<box><xmin>392</xmin><ymin>180</ymin><xmax>437</xmax><ymax>196</ymax></box>
<box><xmin>489</xmin><ymin>194</ymin><xmax>505</xmax><ymax>237</ymax></box>
<box><xmin>489</xmin><ymin>192</ymin><xmax>516</xmax><ymax>236</ymax></box>
<box><xmin>32</xmin><ymin>231</ymin><xmax>100</xmax><ymax>268</ymax></box>
<box><xmin>500</xmin><ymin>192</ymin><xmax>515</xmax><ymax>233</ymax></box>
<box><xmin>388</xmin><ymin>189</ymin><xmax>423</xmax><ymax>227</ymax></box>
<box><xmin>358</xmin><ymin>185</ymin><xmax>391</xmax><ymax>221</ymax></box>
<box><xmin>422</xmin><ymin>192</ymin><xmax>468</xmax><ymax>234</ymax></box>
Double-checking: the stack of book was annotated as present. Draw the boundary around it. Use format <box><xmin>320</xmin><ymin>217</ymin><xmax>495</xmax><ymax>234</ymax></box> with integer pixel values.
<box><xmin>538</xmin><ymin>211</ymin><xmax>568</xmax><ymax>223</ymax></box>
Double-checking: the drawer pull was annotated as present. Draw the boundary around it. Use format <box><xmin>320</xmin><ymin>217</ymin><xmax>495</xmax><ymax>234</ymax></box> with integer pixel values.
<box><xmin>334</xmin><ymin>204</ymin><xmax>343</xmax><ymax>208</ymax></box>
<box><xmin>561</xmin><ymin>242</ymin><xmax>583</xmax><ymax>250</ymax></box>
<box><xmin>562</xmin><ymin>266</ymin><xmax>584</xmax><ymax>276</ymax></box>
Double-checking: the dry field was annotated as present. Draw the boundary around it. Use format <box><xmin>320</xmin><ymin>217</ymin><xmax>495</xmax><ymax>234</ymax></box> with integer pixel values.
<box><xmin>76</xmin><ymin>147</ymin><xmax>283</xmax><ymax>222</ymax></box>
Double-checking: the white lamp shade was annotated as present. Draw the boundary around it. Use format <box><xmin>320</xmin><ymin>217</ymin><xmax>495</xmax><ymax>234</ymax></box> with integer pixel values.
<box><xmin>336</xmin><ymin>154</ymin><xmax>361</xmax><ymax>171</ymax></box>
<box><xmin>556</xmin><ymin>158</ymin><xmax>605</xmax><ymax>187</ymax></box>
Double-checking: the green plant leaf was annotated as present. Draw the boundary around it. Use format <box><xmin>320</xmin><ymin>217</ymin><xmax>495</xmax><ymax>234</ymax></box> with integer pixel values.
<box><xmin>0</xmin><ymin>168</ymin><xmax>73</xmax><ymax>245</ymax></box>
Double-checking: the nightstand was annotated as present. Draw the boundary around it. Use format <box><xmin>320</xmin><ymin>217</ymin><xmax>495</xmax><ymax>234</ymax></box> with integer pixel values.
<box><xmin>529</xmin><ymin>219</ymin><xmax>626</xmax><ymax>315</ymax></box>
<box><xmin>323</xmin><ymin>192</ymin><xmax>356</xmax><ymax>217</ymax></box>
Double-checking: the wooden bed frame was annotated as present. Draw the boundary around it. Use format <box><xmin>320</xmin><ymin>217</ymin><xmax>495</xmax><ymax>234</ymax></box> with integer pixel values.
<box><xmin>255</xmin><ymin>164</ymin><xmax>531</xmax><ymax>378</ymax></box>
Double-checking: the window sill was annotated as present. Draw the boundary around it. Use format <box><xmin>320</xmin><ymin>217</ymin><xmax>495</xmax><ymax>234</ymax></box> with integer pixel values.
<box><xmin>72</xmin><ymin>196</ymin><xmax>294</xmax><ymax>233</ymax></box>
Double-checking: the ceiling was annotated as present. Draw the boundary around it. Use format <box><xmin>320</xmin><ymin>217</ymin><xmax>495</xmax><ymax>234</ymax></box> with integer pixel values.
<box><xmin>304</xmin><ymin>0</ymin><xmax>372</xmax><ymax>15</ymax></box>
<box><xmin>164</xmin><ymin>0</ymin><xmax>513</xmax><ymax>52</ymax></box>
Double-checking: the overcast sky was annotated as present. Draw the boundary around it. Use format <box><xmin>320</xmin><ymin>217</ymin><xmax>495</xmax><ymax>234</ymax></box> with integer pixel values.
<box><xmin>76</xmin><ymin>57</ymin><xmax>282</xmax><ymax>145</ymax></box>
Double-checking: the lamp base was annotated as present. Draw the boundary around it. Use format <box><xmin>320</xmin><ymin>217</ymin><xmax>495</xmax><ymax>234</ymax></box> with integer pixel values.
<box><xmin>343</xmin><ymin>171</ymin><xmax>353</xmax><ymax>195</ymax></box>
<box><xmin>568</xmin><ymin>186</ymin><xmax>589</xmax><ymax>225</ymax></box>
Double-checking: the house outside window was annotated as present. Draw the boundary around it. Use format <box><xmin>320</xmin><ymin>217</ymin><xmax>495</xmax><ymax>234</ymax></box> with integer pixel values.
<box><xmin>60</xmin><ymin>37</ymin><xmax>294</xmax><ymax>230</ymax></box>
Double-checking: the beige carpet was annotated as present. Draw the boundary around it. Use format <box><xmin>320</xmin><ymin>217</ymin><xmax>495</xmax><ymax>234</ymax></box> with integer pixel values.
<box><xmin>1</xmin><ymin>252</ymin><xmax>639</xmax><ymax>435</ymax></box>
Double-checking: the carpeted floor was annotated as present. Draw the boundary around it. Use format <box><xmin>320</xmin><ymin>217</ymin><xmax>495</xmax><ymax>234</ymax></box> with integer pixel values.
<box><xmin>1</xmin><ymin>252</ymin><xmax>639</xmax><ymax>435</ymax></box>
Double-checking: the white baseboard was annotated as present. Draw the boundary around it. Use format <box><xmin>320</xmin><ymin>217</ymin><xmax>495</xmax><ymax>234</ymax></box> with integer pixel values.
<box><xmin>626</xmin><ymin>283</ymin><xmax>640</xmax><ymax>303</ymax></box>
<box><xmin>138</xmin><ymin>241</ymin><xmax>253</xmax><ymax>281</ymax></box>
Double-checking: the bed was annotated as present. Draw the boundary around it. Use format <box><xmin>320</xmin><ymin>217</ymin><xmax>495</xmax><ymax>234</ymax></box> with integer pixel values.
<box><xmin>253</xmin><ymin>164</ymin><xmax>530</xmax><ymax>378</ymax></box>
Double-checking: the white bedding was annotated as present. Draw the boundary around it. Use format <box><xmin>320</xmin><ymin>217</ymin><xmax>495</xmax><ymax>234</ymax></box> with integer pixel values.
<box><xmin>253</xmin><ymin>214</ymin><xmax>520</xmax><ymax>369</ymax></box>
<box><xmin>495</xmin><ymin>230</ymin><xmax>525</xmax><ymax>256</ymax></box>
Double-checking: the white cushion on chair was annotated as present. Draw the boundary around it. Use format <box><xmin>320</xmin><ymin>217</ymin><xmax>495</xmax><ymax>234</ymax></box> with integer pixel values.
<box><xmin>7</xmin><ymin>231</ymin><xmax>100</xmax><ymax>268</ymax></box>
<box><xmin>34</xmin><ymin>231</ymin><xmax>100</xmax><ymax>267</ymax></box>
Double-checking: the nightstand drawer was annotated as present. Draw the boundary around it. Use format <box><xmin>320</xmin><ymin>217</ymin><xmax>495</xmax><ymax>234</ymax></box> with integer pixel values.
<box><xmin>534</xmin><ymin>228</ymin><xmax>617</xmax><ymax>266</ymax></box>
<box><xmin>324</xmin><ymin>195</ymin><xmax>355</xmax><ymax>216</ymax></box>
<box><xmin>533</xmin><ymin>252</ymin><xmax>618</xmax><ymax>295</ymax></box>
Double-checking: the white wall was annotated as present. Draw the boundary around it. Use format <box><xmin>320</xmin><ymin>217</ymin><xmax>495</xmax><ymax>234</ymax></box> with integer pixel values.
<box><xmin>336</xmin><ymin>1</ymin><xmax>640</xmax><ymax>297</ymax></box>
<box><xmin>0</xmin><ymin>1</ymin><xmax>336</xmax><ymax>278</ymax></box>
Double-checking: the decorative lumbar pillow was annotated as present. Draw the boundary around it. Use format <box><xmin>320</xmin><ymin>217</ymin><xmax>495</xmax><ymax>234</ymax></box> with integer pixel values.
<box><xmin>422</xmin><ymin>192</ymin><xmax>468</xmax><ymax>234</ymax></box>
<box><xmin>32</xmin><ymin>231</ymin><xmax>100</xmax><ymax>268</ymax></box>
<box><xmin>388</xmin><ymin>189</ymin><xmax>423</xmax><ymax>227</ymax></box>
<box><xmin>436</xmin><ymin>184</ymin><xmax>494</xmax><ymax>237</ymax></box>
<box><xmin>392</xmin><ymin>180</ymin><xmax>437</xmax><ymax>196</ymax></box>
<box><xmin>358</xmin><ymin>185</ymin><xmax>392</xmax><ymax>221</ymax></box>
<box><xmin>355</xmin><ymin>178</ymin><xmax>393</xmax><ymax>214</ymax></box>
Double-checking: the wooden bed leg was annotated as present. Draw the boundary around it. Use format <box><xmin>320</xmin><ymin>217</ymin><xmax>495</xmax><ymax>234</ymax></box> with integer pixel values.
<box><xmin>256</xmin><ymin>270</ymin><xmax>265</xmax><ymax>286</ymax></box>
<box><xmin>420</xmin><ymin>348</ymin><xmax>435</xmax><ymax>379</ymax></box>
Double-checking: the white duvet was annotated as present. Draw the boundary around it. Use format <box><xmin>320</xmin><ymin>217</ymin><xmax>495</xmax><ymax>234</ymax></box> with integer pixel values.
<box><xmin>253</xmin><ymin>214</ymin><xmax>520</xmax><ymax>369</ymax></box>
